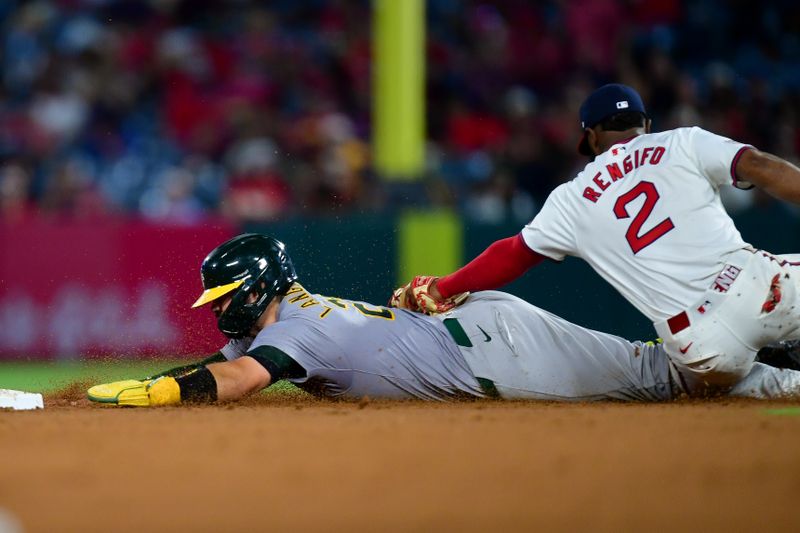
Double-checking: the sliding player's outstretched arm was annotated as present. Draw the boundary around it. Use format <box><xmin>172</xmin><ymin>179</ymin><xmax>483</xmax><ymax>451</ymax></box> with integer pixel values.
<box><xmin>87</xmin><ymin>356</ymin><xmax>273</xmax><ymax>407</ymax></box>
<box><xmin>206</xmin><ymin>356</ymin><xmax>272</xmax><ymax>402</ymax></box>
<box><xmin>390</xmin><ymin>235</ymin><xmax>545</xmax><ymax>314</ymax></box>
<box><xmin>144</xmin><ymin>352</ymin><xmax>227</xmax><ymax>380</ymax></box>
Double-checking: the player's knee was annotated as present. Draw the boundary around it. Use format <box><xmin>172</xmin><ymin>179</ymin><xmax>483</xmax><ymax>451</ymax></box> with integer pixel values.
<box><xmin>677</xmin><ymin>349</ymin><xmax>755</xmax><ymax>394</ymax></box>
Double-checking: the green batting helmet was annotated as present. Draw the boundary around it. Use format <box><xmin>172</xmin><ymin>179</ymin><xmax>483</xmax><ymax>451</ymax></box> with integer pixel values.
<box><xmin>192</xmin><ymin>233</ymin><xmax>298</xmax><ymax>339</ymax></box>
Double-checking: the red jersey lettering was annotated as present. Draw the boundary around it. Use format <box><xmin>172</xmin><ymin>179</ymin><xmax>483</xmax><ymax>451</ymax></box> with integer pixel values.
<box><xmin>651</xmin><ymin>146</ymin><xmax>665</xmax><ymax>164</ymax></box>
<box><xmin>606</xmin><ymin>163</ymin><xmax>624</xmax><ymax>182</ymax></box>
<box><xmin>711</xmin><ymin>265</ymin><xmax>741</xmax><ymax>293</ymax></box>
<box><xmin>623</xmin><ymin>155</ymin><xmax>633</xmax><ymax>173</ymax></box>
<box><xmin>583</xmin><ymin>187</ymin><xmax>601</xmax><ymax>203</ymax></box>
<box><xmin>593</xmin><ymin>172</ymin><xmax>610</xmax><ymax>191</ymax></box>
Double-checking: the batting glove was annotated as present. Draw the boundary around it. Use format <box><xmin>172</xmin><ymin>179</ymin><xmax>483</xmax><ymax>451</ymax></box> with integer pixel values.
<box><xmin>87</xmin><ymin>377</ymin><xmax>181</xmax><ymax>407</ymax></box>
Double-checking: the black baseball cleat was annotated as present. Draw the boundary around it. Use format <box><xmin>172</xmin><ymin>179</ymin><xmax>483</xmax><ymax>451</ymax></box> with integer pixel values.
<box><xmin>755</xmin><ymin>340</ymin><xmax>800</xmax><ymax>371</ymax></box>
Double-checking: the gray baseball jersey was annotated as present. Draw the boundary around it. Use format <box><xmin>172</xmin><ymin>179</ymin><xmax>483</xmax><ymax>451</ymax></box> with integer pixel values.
<box><xmin>220</xmin><ymin>284</ymin><xmax>677</xmax><ymax>401</ymax></box>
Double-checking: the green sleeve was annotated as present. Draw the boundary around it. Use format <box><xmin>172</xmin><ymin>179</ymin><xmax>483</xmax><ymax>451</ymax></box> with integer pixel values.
<box><xmin>247</xmin><ymin>346</ymin><xmax>307</xmax><ymax>382</ymax></box>
<box><xmin>144</xmin><ymin>353</ymin><xmax>228</xmax><ymax>380</ymax></box>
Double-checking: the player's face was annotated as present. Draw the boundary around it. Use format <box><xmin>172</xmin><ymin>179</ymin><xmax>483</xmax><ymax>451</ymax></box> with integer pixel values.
<box><xmin>210</xmin><ymin>291</ymin><xmax>258</xmax><ymax>318</ymax></box>
<box><xmin>211</xmin><ymin>294</ymin><xmax>233</xmax><ymax>318</ymax></box>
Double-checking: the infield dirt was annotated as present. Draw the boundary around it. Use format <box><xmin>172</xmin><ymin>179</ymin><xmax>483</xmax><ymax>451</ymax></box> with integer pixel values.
<box><xmin>2</xmin><ymin>388</ymin><xmax>800</xmax><ymax>532</ymax></box>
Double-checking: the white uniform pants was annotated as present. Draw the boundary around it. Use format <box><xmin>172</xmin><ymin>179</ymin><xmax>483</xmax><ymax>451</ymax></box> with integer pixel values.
<box><xmin>654</xmin><ymin>249</ymin><xmax>800</xmax><ymax>396</ymax></box>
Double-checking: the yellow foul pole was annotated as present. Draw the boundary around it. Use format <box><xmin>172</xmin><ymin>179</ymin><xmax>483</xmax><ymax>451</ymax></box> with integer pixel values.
<box><xmin>372</xmin><ymin>0</ymin><xmax>425</xmax><ymax>181</ymax></box>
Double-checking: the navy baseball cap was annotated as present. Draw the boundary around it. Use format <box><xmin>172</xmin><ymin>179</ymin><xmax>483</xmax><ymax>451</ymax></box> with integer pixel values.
<box><xmin>577</xmin><ymin>84</ymin><xmax>646</xmax><ymax>155</ymax></box>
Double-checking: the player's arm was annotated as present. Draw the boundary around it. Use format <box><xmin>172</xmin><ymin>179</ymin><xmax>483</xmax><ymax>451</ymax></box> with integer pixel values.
<box><xmin>205</xmin><ymin>356</ymin><xmax>272</xmax><ymax>402</ymax></box>
<box><xmin>158</xmin><ymin>345</ymin><xmax>306</xmax><ymax>403</ymax></box>
<box><xmin>435</xmin><ymin>234</ymin><xmax>546</xmax><ymax>298</ymax></box>
<box><xmin>734</xmin><ymin>148</ymin><xmax>800</xmax><ymax>204</ymax></box>
<box><xmin>391</xmin><ymin>234</ymin><xmax>545</xmax><ymax>314</ymax></box>
<box><xmin>87</xmin><ymin>356</ymin><xmax>268</xmax><ymax>406</ymax></box>
<box><xmin>88</xmin><ymin>361</ymin><xmax>224</xmax><ymax>407</ymax></box>
<box><xmin>209</xmin><ymin>345</ymin><xmax>306</xmax><ymax>401</ymax></box>
<box><xmin>88</xmin><ymin>346</ymin><xmax>306</xmax><ymax>406</ymax></box>
<box><xmin>144</xmin><ymin>352</ymin><xmax>227</xmax><ymax>380</ymax></box>
<box><xmin>87</xmin><ymin>352</ymin><xmax>227</xmax><ymax>406</ymax></box>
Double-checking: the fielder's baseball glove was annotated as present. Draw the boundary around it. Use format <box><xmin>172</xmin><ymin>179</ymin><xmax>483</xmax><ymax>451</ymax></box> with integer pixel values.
<box><xmin>389</xmin><ymin>275</ymin><xmax>469</xmax><ymax>315</ymax></box>
<box><xmin>87</xmin><ymin>377</ymin><xmax>180</xmax><ymax>407</ymax></box>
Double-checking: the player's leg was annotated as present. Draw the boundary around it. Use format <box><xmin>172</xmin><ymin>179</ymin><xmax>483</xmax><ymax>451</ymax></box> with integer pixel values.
<box><xmin>446</xmin><ymin>291</ymin><xmax>676</xmax><ymax>401</ymax></box>
<box><xmin>728</xmin><ymin>362</ymin><xmax>800</xmax><ymax>399</ymax></box>
<box><xmin>207</xmin><ymin>356</ymin><xmax>272</xmax><ymax>402</ymax></box>
<box><xmin>656</xmin><ymin>250</ymin><xmax>800</xmax><ymax>396</ymax></box>
<box><xmin>756</xmin><ymin>340</ymin><xmax>800</xmax><ymax>371</ymax></box>
<box><xmin>658</xmin><ymin>324</ymin><xmax>759</xmax><ymax>397</ymax></box>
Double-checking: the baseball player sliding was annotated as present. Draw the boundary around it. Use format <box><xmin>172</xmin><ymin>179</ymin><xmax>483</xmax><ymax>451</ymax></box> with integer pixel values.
<box><xmin>88</xmin><ymin>233</ymin><xmax>800</xmax><ymax>407</ymax></box>
<box><xmin>391</xmin><ymin>83</ymin><xmax>800</xmax><ymax>397</ymax></box>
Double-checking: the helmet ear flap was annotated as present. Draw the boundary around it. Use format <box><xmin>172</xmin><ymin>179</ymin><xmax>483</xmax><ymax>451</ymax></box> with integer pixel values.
<box><xmin>248</xmin><ymin>279</ymin><xmax>273</xmax><ymax>308</ymax></box>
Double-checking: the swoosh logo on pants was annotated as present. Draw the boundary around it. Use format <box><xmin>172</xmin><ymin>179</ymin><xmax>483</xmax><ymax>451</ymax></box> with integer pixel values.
<box><xmin>477</xmin><ymin>325</ymin><xmax>492</xmax><ymax>342</ymax></box>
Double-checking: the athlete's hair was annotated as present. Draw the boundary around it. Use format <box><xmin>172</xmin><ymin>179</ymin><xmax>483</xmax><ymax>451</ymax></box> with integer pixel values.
<box><xmin>598</xmin><ymin>111</ymin><xmax>646</xmax><ymax>132</ymax></box>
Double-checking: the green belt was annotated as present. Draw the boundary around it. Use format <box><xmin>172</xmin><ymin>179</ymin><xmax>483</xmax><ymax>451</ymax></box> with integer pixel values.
<box><xmin>442</xmin><ymin>318</ymin><xmax>500</xmax><ymax>399</ymax></box>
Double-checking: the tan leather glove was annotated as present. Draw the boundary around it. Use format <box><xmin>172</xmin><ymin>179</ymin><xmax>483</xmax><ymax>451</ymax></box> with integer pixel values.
<box><xmin>389</xmin><ymin>280</ymin><xmax>420</xmax><ymax>311</ymax></box>
<box><xmin>389</xmin><ymin>275</ymin><xmax>469</xmax><ymax>315</ymax></box>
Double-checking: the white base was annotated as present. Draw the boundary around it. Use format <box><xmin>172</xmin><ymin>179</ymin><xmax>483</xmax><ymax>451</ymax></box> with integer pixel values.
<box><xmin>0</xmin><ymin>389</ymin><xmax>44</xmax><ymax>410</ymax></box>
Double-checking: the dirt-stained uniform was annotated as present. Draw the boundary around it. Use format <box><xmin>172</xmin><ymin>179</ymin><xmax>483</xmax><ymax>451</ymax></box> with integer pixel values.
<box><xmin>220</xmin><ymin>284</ymin><xmax>800</xmax><ymax>401</ymax></box>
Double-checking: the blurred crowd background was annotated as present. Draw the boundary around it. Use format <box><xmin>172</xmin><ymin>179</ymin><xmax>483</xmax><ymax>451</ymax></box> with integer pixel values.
<box><xmin>0</xmin><ymin>0</ymin><xmax>799</xmax><ymax>227</ymax></box>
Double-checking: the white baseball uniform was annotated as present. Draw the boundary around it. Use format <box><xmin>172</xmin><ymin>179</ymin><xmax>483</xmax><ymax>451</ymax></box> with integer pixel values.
<box><xmin>521</xmin><ymin>127</ymin><xmax>800</xmax><ymax>393</ymax></box>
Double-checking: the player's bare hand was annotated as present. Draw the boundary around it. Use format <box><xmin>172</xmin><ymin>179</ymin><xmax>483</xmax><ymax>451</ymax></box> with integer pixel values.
<box><xmin>390</xmin><ymin>275</ymin><xmax>469</xmax><ymax>315</ymax></box>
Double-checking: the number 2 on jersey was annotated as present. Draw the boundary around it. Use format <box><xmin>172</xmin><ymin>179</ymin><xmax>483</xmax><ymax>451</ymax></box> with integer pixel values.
<box><xmin>613</xmin><ymin>181</ymin><xmax>675</xmax><ymax>254</ymax></box>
